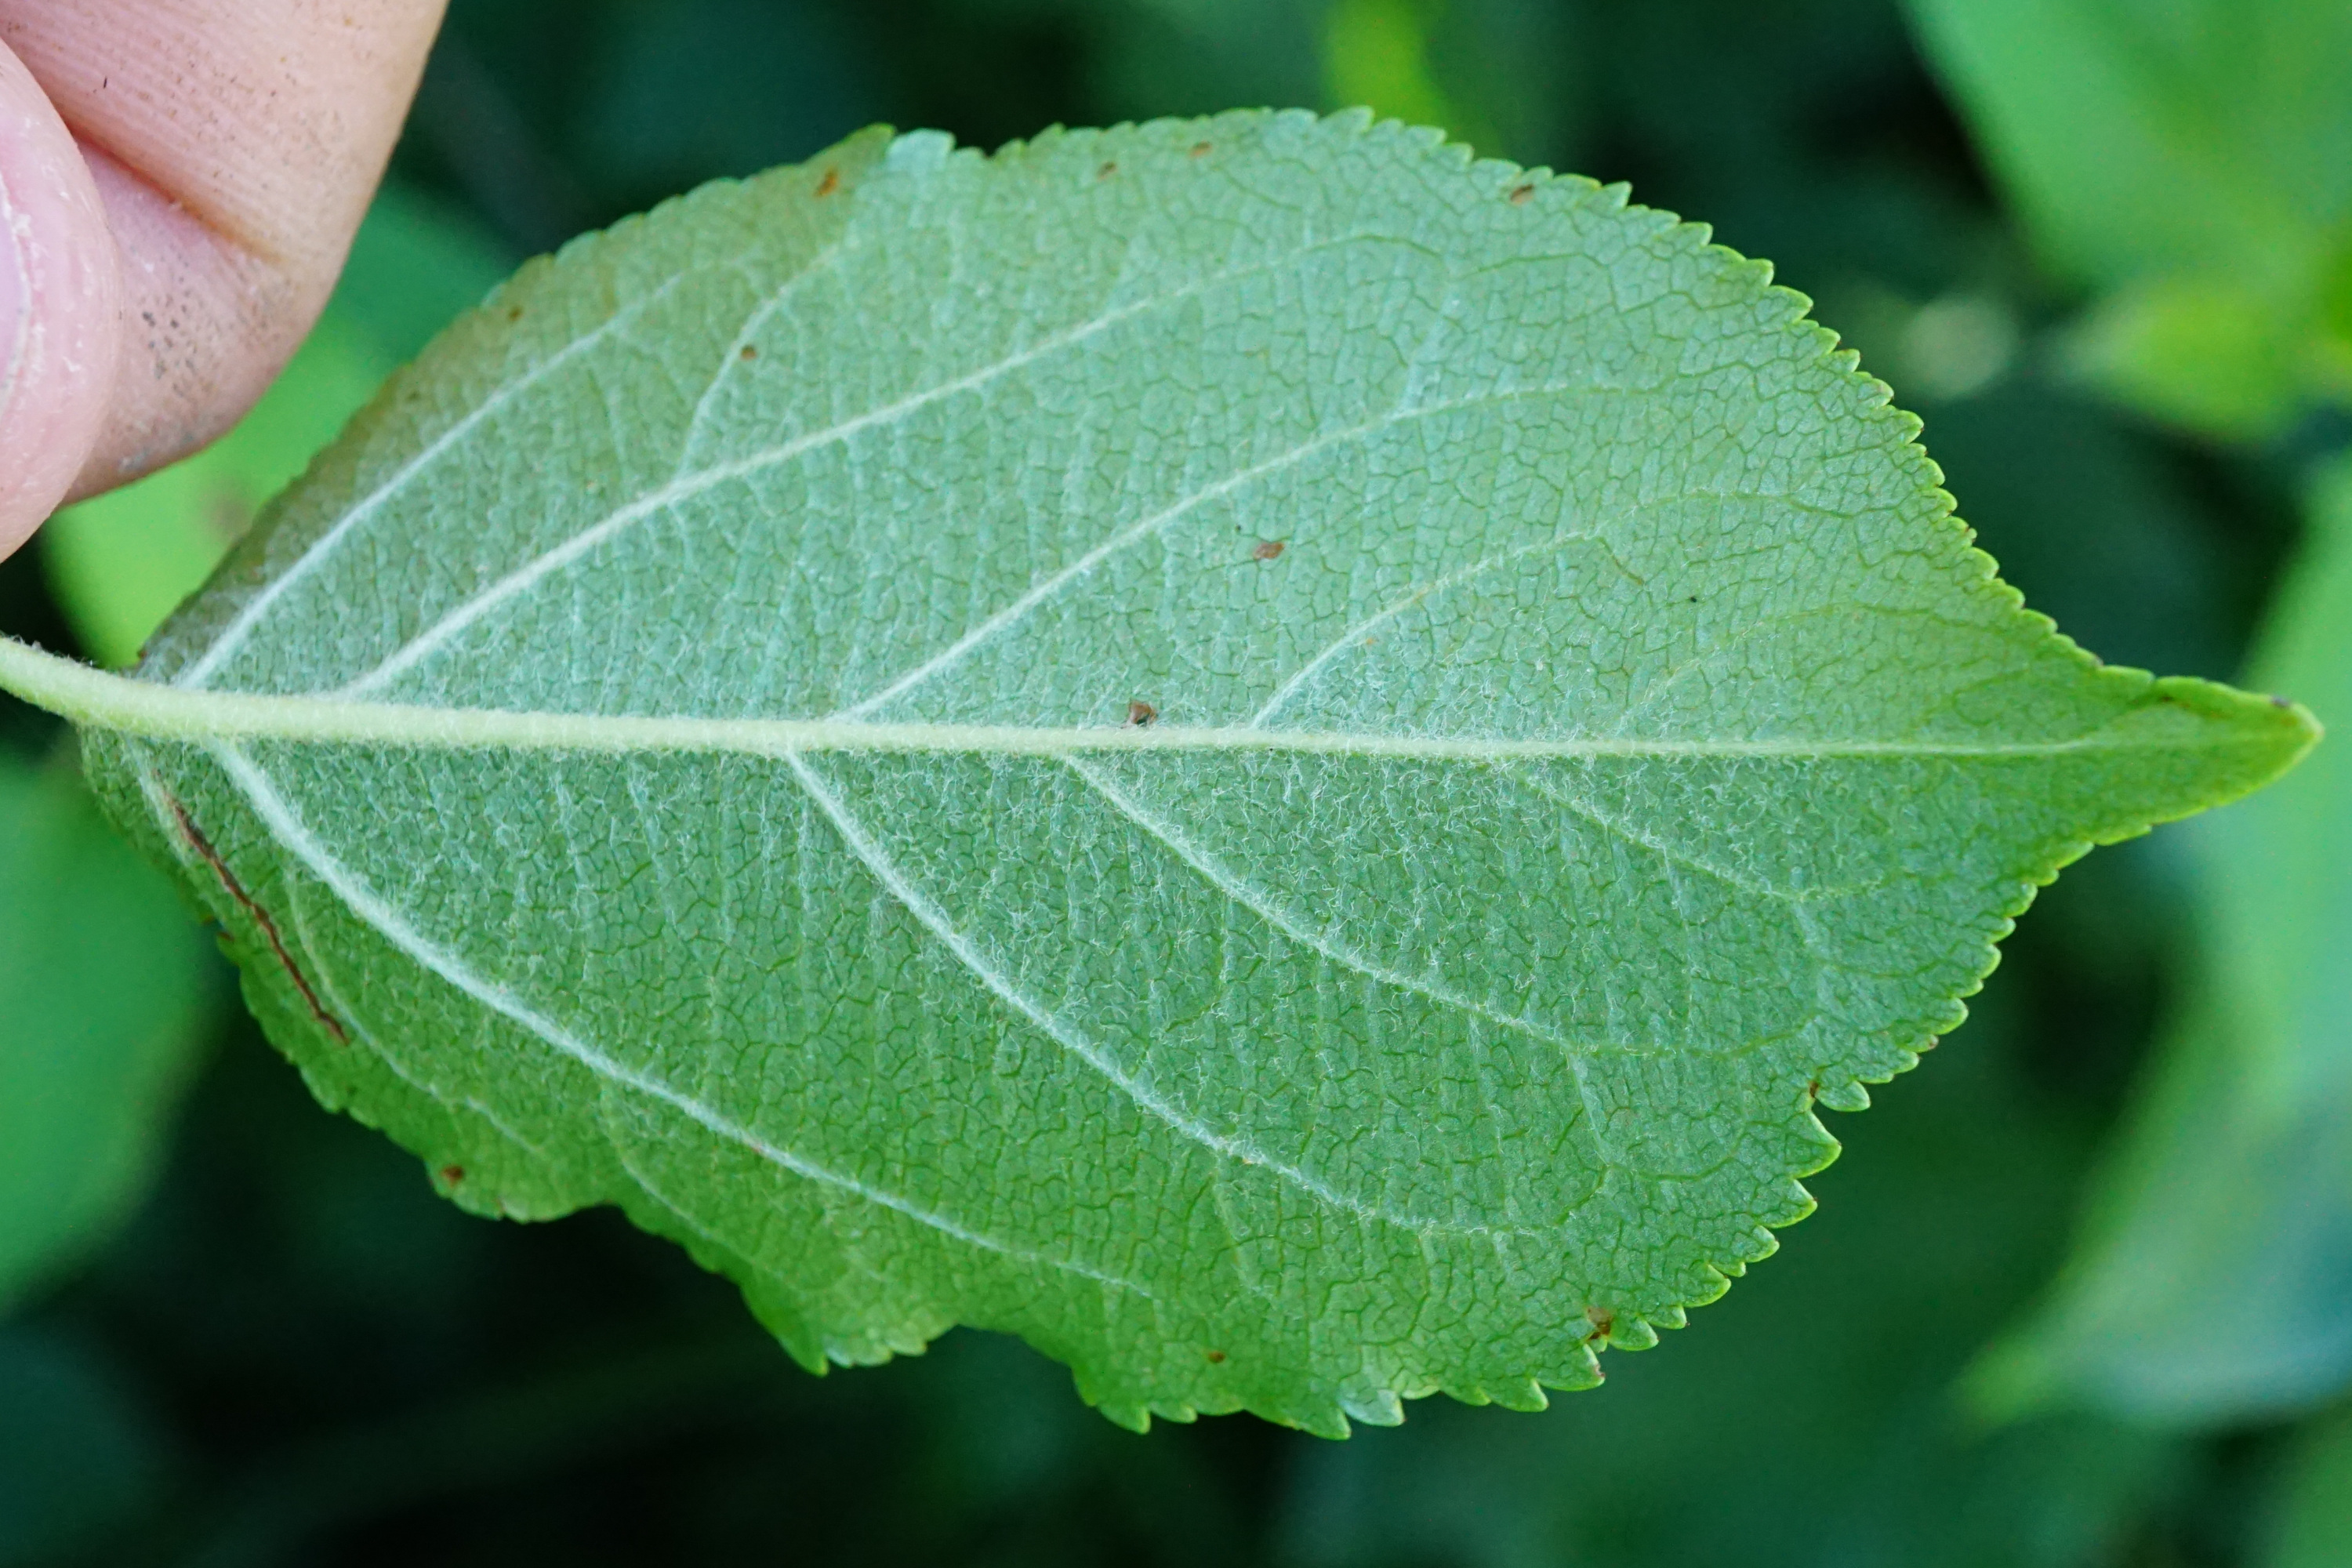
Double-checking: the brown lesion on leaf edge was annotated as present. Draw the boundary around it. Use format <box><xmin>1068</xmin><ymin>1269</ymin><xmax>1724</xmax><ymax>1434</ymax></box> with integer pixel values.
<box><xmin>164</xmin><ymin>793</ymin><xmax>349</xmax><ymax>1044</ymax></box>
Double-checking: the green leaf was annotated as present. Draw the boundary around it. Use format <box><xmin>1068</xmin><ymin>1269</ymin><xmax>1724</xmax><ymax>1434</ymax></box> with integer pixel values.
<box><xmin>2266</xmin><ymin>1401</ymin><xmax>2352</xmax><ymax>1568</ymax></box>
<box><xmin>1973</xmin><ymin>456</ymin><xmax>2352</xmax><ymax>1425</ymax></box>
<box><xmin>0</xmin><ymin>113</ymin><xmax>2314</xmax><ymax>1432</ymax></box>
<box><xmin>1325</xmin><ymin>0</ymin><xmax>1465</xmax><ymax>143</ymax></box>
<box><xmin>1319</xmin><ymin>0</ymin><xmax>1584</xmax><ymax>171</ymax></box>
<box><xmin>2061</xmin><ymin>273</ymin><xmax>2310</xmax><ymax>442</ymax></box>
<box><xmin>1903</xmin><ymin>0</ymin><xmax>2352</xmax><ymax>290</ymax></box>
<box><xmin>1904</xmin><ymin>0</ymin><xmax>2352</xmax><ymax>436</ymax></box>
<box><xmin>0</xmin><ymin>753</ymin><xmax>210</xmax><ymax>1310</ymax></box>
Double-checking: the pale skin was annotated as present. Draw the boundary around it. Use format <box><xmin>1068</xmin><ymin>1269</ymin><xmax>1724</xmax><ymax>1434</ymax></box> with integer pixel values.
<box><xmin>0</xmin><ymin>0</ymin><xmax>448</xmax><ymax>562</ymax></box>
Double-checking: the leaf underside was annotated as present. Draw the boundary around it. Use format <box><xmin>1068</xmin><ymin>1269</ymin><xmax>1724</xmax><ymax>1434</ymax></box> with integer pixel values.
<box><xmin>45</xmin><ymin>111</ymin><xmax>2310</xmax><ymax>1432</ymax></box>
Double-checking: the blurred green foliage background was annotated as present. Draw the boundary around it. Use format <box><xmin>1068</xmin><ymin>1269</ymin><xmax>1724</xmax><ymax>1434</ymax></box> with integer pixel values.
<box><xmin>2</xmin><ymin>1</ymin><xmax>2349</xmax><ymax>1562</ymax></box>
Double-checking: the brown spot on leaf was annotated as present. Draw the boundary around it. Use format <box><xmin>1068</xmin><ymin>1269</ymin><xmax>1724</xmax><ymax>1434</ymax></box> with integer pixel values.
<box><xmin>1097</xmin><ymin>160</ymin><xmax>1118</xmax><ymax>180</ymax></box>
<box><xmin>1127</xmin><ymin>701</ymin><xmax>1158</xmax><ymax>727</ymax></box>
<box><xmin>165</xmin><ymin>796</ymin><xmax>349</xmax><ymax>1044</ymax></box>
<box><xmin>1806</xmin><ymin>1079</ymin><xmax>1820</xmax><ymax>1101</ymax></box>
<box><xmin>1190</xmin><ymin>141</ymin><xmax>1213</xmax><ymax>158</ymax></box>
<box><xmin>815</xmin><ymin>167</ymin><xmax>840</xmax><ymax>198</ymax></box>
<box><xmin>1508</xmin><ymin>183</ymin><xmax>1535</xmax><ymax>205</ymax></box>
<box><xmin>441</xmin><ymin>1164</ymin><xmax>466</xmax><ymax>1187</ymax></box>
<box><xmin>1206</xmin><ymin>1349</ymin><xmax>1227</xmax><ymax>1363</ymax></box>
<box><xmin>1584</xmin><ymin>1306</ymin><xmax>1614</xmax><ymax>1341</ymax></box>
<box><xmin>506</xmin><ymin>305</ymin><xmax>524</xmax><ymax>323</ymax></box>
<box><xmin>739</xmin><ymin>344</ymin><xmax>758</xmax><ymax>361</ymax></box>
<box><xmin>1251</xmin><ymin>539</ymin><xmax>1286</xmax><ymax>561</ymax></box>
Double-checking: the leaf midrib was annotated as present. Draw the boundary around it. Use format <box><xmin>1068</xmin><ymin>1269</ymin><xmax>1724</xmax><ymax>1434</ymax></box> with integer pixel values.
<box><xmin>0</xmin><ymin>642</ymin><xmax>2218</xmax><ymax>762</ymax></box>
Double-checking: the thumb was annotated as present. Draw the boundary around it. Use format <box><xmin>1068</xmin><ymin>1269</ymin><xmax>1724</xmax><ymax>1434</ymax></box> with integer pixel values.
<box><xmin>0</xmin><ymin>38</ymin><xmax>119</xmax><ymax>563</ymax></box>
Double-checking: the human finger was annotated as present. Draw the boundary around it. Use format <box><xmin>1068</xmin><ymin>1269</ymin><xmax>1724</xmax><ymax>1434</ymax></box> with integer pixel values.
<box><xmin>0</xmin><ymin>38</ymin><xmax>119</xmax><ymax>561</ymax></box>
<box><xmin>0</xmin><ymin>0</ymin><xmax>447</xmax><ymax>511</ymax></box>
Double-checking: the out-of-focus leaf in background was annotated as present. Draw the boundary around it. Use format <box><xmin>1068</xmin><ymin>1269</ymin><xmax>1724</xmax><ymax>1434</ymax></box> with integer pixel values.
<box><xmin>0</xmin><ymin>756</ymin><xmax>209</xmax><ymax>1312</ymax></box>
<box><xmin>2266</xmin><ymin>1399</ymin><xmax>2352</xmax><ymax>1568</ymax></box>
<box><xmin>1323</xmin><ymin>0</ymin><xmax>1466</xmax><ymax>142</ymax></box>
<box><xmin>1319</xmin><ymin>0</ymin><xmax>1582</xmax><ymax>162</ymax></box>
<box><xmin>1980</xmin><ymin>458</ymin><xmax>2352</xmax><ymax>1426</ymax></box>
<box><xmin>1906</xmin><ymin>0</ymin><xmax>2352</xmax><ymax>437</ymax></box>
<box><xmin>38</xmin><ymin>186</ymin><xmax>510</xmax><ymax>669</ymax></box>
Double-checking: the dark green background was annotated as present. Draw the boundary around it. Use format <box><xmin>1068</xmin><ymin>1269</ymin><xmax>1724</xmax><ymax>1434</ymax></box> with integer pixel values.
<box><xmin>0</xmin><ymin>1</ymin><xmax>2335</xmax><ymax>1562</ymax></box>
